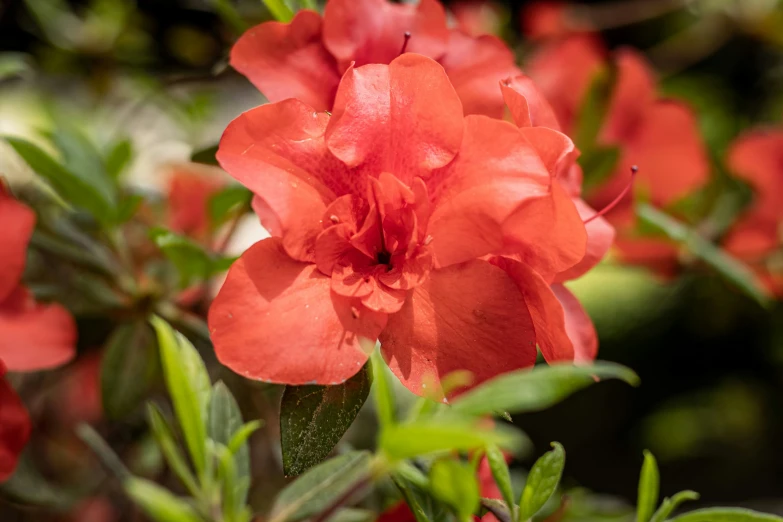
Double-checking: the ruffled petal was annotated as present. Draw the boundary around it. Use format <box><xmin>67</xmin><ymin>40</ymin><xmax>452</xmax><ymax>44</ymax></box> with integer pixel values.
<box><xmin>379</xmin><ymin>259</ymin><xmax>537</xmax><ymax>397</ymax></box>
<box><xmin>726</xmin><ymin>129</ymin><xmax>783</xmax><ymax>221</ymax></box>
<box><xmin>440</xmin><ymin>31</ymin><xmax>522</xmax><ymax>119</ymax></box>
<box><xmin>230</xmin><ymin>10</ymin><xmax>340</xmax><ymax>112</ymax></box>
<box><xmin>490</xmin><ymin>256</ymin><xmax>574</xmax><ymax>362</ymax></box>
<box><xmin>0</xmin><ymin>287</ymin><xmax>77</xmax><ymax>372</ymax></box>
<box><xmin>217</xmin><ymin>99</ymin><xmax>359</xmax><ymax>262</ymax></box>
<box><xmin>322</xmin><ymin>0</ymin><xmax>449</xmax><ymax>70</ymax></box>
<box><xmin>551</xmin><ymin>284</ymin><xmax>597</xmax><ymax>362</ymax></box>
<box><xmin>500</xmin><ymin>74</ymin><xmax>561</xmax><ymax>130</ymax></box>
<box><xmin>208</xmin><ymin>238</ymin><xmax>387</xmax><ymax>385</ymax></box>
<box><xmin>0</xmin><ymin>188</ymin><xmax>35</xmax><ymax>303</ymax></box>
<box><xmin>428</xmin><ymin>115</ymin><xmax>551</xmax><ymax>267</ymax></box>
<box><xmin>0</xmin><ymin>364</ymin><xmax>30</xmax><ymax>483</ymax></box>
<box><xmin>554</xmin><ymin>198</ymin><xmax>614</xmax><ymax>282</ymax></box>
<box><xmin>325</xmin><ymin>54</ymin><xmax>464</xmax><ymax>183</ymax></box>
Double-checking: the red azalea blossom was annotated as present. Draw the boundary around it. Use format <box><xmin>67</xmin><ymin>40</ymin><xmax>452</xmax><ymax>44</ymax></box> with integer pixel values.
<box><xmin>230</xmin><ymin>0</ymin><xmax>520</xmax><ymax>119</ymax></box>
<box><xmin>0</xmin><ymin>184</ymin><xmax>77</xmax><ymax>482</ymax></box>
<box><xmin>451</xmin><ymin>1</ymin><xmax>506</xmax><ymax>37</ymax></box>
<box><xmin>522</xmin><ymin>1</ymin><xmax>589</xmax><ymax>40</ymax></box>
<box><xmin>525</xmin><ymin>36</ymin><xmax>709</xmax><ymax>268</ymax></box>
<box><xmin>722</xmin><ymin>129</ymin><xmax>783</xmax><ymax>295</ymax></box>
<box><xmin>209</xmin><ymin>54</ymin><xmax>596</xmax><ymax>396</ymax></box>
<box><xmin>166</xmin><ymin>163</ymin><xmax>226</xmax><ymax>241</ymax></box>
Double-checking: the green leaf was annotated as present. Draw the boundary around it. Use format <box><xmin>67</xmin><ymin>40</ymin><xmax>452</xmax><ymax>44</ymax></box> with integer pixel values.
<box><xmin>451</xmin><ymin>362</ymin><xmax>639</xmax><ymax>416</ymax></box>
<box><xmin>115</xmin><ymin>193</ymin><xmax>144</xmax><ymax>223</ymax></box>
<box><xmin>101</xmin><ymin>322</ymin><xmax>159</xmax><ymax>419</ymax></box>
<box><xmin>0</xmin><ymin>451</ymin><xmax>82</xmax><ymax>508</ymax></box>
<box><xmin>151</xmin><ymin>316</ymin><xmax>211</xmax><ymax>479</ymax></box>
<box><xmin>208</xmin><ymin>185</ymin><xmax>252</xmax><ymax>228</ymax></box>
<box><xmin>637</xmin><ymin>451</ymin><xmax>660</xmax><ymax>522</ymax></box>
<box><xmin>379</xmin><ymin>420</ymin><xmax>528</xmax><ymax>461</ymax></box>
<box><xmin>209</xmin><ymin>382</ymin><xmax>251</xmax><ymax>510</ymax></box>
<box><xmin>146</xmin><ymin>403</ymin><xmax>200</xmax><ymax>497</ymax></box>
<box><xmin>669</xmin><ymin>508</ymin><xmax>783</xmax><ymax>522</ymax></box>
<box><xmin>573</xmin><ymin>67</ymin><xmax>615</xmax><ymax>151</ymax></box>
<box><xmin>261</xmin><ymin>0</ymin><xmax>295</xmax><ymax>21</ymax></box>
<box><xmin>124</xmin><ymin>477</ymin><xmax>203</xmax><ymax>522</ymax></box>
<box><xmin>636</xmin><ymin>203</ymin><xmax>772</xmax><ymax>307</ymax></box>
<box><xmin>228</xmin><ymin>420</ymin><xmax>263</xmax><ymax>455</ymax></box>
<box><xmin>270</xmin><ymin>451</ymin><xmax>373</xmax><ymax>522</ymax></box>
<box><xmin>430</xmin><ymin>459</ymin><xmax>480</xmax><ymax>520</ymax></box>
<box><xmin>191</xmin><ymin>144</ymin><xmax>219</xmax><ymax>166</ymax></box>
<box><xmin>76</xmin><ymin>424</ymin><xmax>130</xmax><ymax>480</ymax></box>
<box><xmin>371</xmin><ymin>347</ymin><xmax>396</xmax><ymax>427</ymax></box>
<box><xmin>482</xmin><ymin>499</ymin><xmax>514</xmax><ymax>522</ymax></box>
<box><xmin>518</xmin><ymin>442</ymin><xmax>565</xmax><ymax>522</ymax></box>
<box><xmin>650</xmin><ymin>491</ymin><xmax>700</xmax><ymax>522</ymax></box>
<box><xmin>281</xmin><ymin>362</ymin><xmax>372</xmax><ymax>477</ymax></box>
<box><xmin>390</xmin><ymin>473</ymin><xmax>438</xmax><ymax>522</ymax></box>
<box><xmin>0</xmin><ymin>53</ymin><xmax>33</xmax><ymax>82</ymax></box>
<box><xmin>149</xmin><ymin>227</ymin><xmax>227</xmax><ymax>287</ymax></box>
<box><xmin>5</xmin><ymin>136</ymin><xmax>114</xmax><ymax>221</ymax></box>
<box><xmin>581</xmin><ymin>146</ymin><xmax>621</xmax><ymax>191</ymax></box>
<box><xmin>485</xmin><ymin>444</ymin><xmax>515</xmax><ymax>514</ymax></box>
<box><xmin>104</xmin><ymin>139</ymin><xmax>133</xmax><ymax>179</ymax></box>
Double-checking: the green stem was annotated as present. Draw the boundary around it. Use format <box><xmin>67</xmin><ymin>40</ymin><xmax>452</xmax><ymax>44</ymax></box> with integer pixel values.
<box><xmin>262</xmin><ymin>0</ymin><xmax>295</xmax><ymax>21</ymax></box>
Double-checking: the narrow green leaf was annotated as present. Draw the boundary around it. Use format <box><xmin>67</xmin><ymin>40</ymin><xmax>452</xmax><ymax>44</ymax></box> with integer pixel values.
<box><xmin>0</xmin><ymin>53</ymin><xmax>33</xmax><ymax>82</ymax></box>
<box><xmin>104</xmin><ymin>139</ymin><xmax>133</xmax><ymax>179</ymax></box>
<box><xmin>215</xmin><ymin>443</ymin><xmax>244</xmax><ymax>521</ymax></box>
<box><xmin>76</xmin><ymin>424</ymin><xmax>130</xmax><ymax>480</ymax></box>
<box><xmin>115</xmin><ymin>193</ymin><xmax>144</xmax><ymax>223</ymax></box>
<box><xmin>379</xmin><ymin>420</ymin><xmax>528</xmax><ymax>461</ymax></box>
<box><xmin>669</xmin><ymin>508</ymin><xmax>783</xmax><ymax>522</ymax></box>
<box><xmin>146</xmin><ymin>404</ymin><xmax>200</xmax><ymax>497</ymax></box>
<box><xmin>390</xmin><ymin>474</ymin><xmax>434</xmax><ymax>522</ymax></box>
<box><xmin>151</xmin><ymin>316</ymin><xmax>211</xmax><ymax>478</ymax></box>
<box><xmin>637</xmin><ymin>451</ymin><xmax>660</xmax><ymax>522</ymax></box>
<box><xmin>650</xmin><ymin>491</ymin><xmax>700</xmax><ymax>522</ymax></box>
<box><xmin>209</xmin><ymin>0</ymin><xmax>248</xmax><ymax>34</ymax></box>
<box><xmin>49</xmin><ymin>124</ymin><xmax>116</xmax><ymax>208</ymax></box>
<box><xmin>371</xmin><ymin>348</ymin><xmax>396</xmax><ymax>427</ymax></box>
<box><xmin>261</xmin><ymin>0</ymin><xmax>295</xmax><ymax>21</ymax></box>
<box><xmin>124</xmin><ymin>477</ymin><xmax>203</xmax><ymax>522</ymax></box>
<box><xmin>636</xmin><ymin>203</ymin><xmax>772</xmax><ymax>307</ymax></box>
<box><xmin>209</xmin><ymin>382</ymin><xmax>251</xmax><ymax>510</ymax></box>
<box><xmin>101</xmin><ymin>322</ymin><xmax>159</xmax><ymax>419</ymax></box>
<box><xmin>270</xmin><ymin>451</ymin><xmax>373</xmax><ymax>522</ymax></box>
<box><xmin>518</xmin><ymin>442</ymin><xmax>565</xmax><ymax>522</ymax></box>
<box><xmin>485</xmin><ymin>444</ymin><xmax>515</xmax><ymax>514</ymax></box>
<box><xmin>430</xmin><ymin>459</ymin><xmax>480</xmax><ymax>520</ymax></box>
<box><xmin>191</xmin><ymin>144</ymin><xmax>219</xmax><ymax>166</ymax></box>
<box><xmin>281</xmin><ymin>361</ymin><xmax>372</xmax><ymax>476</ymax></box>
<box><xmin>228</xmin><ymin>421</ymin><xmax>263</xmax><ymax>455</ymax></box>
<box><xmin>581</xmin><ymin>146</ymin><xmax>621</xmax><ymax>191</ymax></box>
<box><xmin>150</xmin><ymin>227</ymin><xmax>214</xmax><ymax>288</ymax></box>
<box><xmin>451</xmin><ymin>362</ymin><xmax>639</xmax><ymax>416</ymax></box>
<box><xmin>5</xmin><ymin>136</ymin><xmax>113</xmax><ymax>220</ymax></box>
<box><xmin>573</xmin><ymin>68</ymin><xmax>615</xmax><ymax>151</ymax></box>
<box><xmin>208</xmin><ymin>185</ymin><xmax>252</xmax><ymax>228</ymax></box>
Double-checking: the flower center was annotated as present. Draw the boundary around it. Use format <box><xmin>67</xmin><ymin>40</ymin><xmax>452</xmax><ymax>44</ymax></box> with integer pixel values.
<box><xmin>376</xmin><ymin>250</ymin><xmax>392</xmax><ymax>267</ymax></box>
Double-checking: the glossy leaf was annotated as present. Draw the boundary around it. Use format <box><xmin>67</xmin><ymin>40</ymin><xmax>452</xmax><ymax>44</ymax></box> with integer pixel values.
<box><xmin>151</xmin><ymin>316</ymin><xmax>211</xmax><ymax>478</ymax></box>
<box><xmin>650</xmin><ymin>491</ymin><xmax>700</xmax><ymax>522</ymax></box>
<box><xmin>101</xmin><ymin>322</ymin><xmax>159</xmax><ymax>419</ymax></box>
<box><xmin>669</xmin><ymin>508</ymin><xmax>783</xmax><ymax>522</ymax></box>
<box><xmin>124</xmin><ymin>477</ymin><xmax>203</xmax><ymax>522</ymax></box>
<box><xmin>430</xmin><ymin>459</ymin><xmax>480</xmax><ymax>520</ymax></box>
<box><xmin>147</xmin><ymin>404</ymin><xmax>199</xmax><ymax>496</ymax></box>
<box><xmin>209</xmin><ymin>382</ymin><xmax>251</xmax><ymax>510</ymax></box>
<box><xmin>270</xmin><ymin>451</ymin><xmax>373</xmax><ymax>522</ymax></box>
<box><xmin>637</xmin><ymin>451</ymin><xmax>660</xmax><ymax>522</ymax></box>
<box><xmin>486</xmin><ymin>444</ymin><xmax>515</xmax><ymax>514</ymax></box>
<box><xmin>451</xmin><ymin>363</ymin><xmax>639</xmax><ymax>416</ymax></box>
<box><xmin>370</xmin><ymin>347</ymin><xmax>396</xmax><ymax>427</ymax></box>
<box><xmin>518</xmin><ymin>442</ymin><xmax>565</xmax><ymax>522</ymax></box>
<box><xmin>281</xmin><ymin>362</ymin><xmax>372</xmax><ymax>477</ymax></box>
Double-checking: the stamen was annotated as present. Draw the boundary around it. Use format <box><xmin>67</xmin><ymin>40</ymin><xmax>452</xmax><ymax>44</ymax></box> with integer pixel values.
<box><xmin>400</xmin><ymin>31</ymin><xmax>412</xmax><ymax>55</ymax></box>
<box><xmin>329</xmin><ymin>215</ymin><xmax>340</xmax><ymax>224</ymax></box>
<box><xmin>583</xmin><ymin>165</ymin><xmax>638</xmax><ymax>224</ymax></box>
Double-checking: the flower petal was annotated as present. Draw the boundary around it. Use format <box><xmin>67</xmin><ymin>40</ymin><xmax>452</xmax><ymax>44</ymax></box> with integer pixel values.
<box><xmin>500</xmin><ymin>74</ymin><xmax>561</xmax><ymax>130</ymax></box>
<box><xmin>726</xmin><ymin>129</ymin><xmax>783</xmax><ymax>221</ymax></box>
<box><xmin>217</xmin><ymin>99</ymin><xmax>359</xmax><ymax>262</ymax></box>
<box><xmin>0</xmin><ymin>188</ymin><xmax>35</xmax><ymax>303</ymax></box>
<box><xmin>379</xmin><ymin>259</ymin><xmax>537</xmax><ymax>397</ymax></box>
<box><xmin>0</xmin><ymin>364</ymin><xmax>30</xmax><ymax>483</ymax></box>
<box><xmin>428</xmin><ymin>115</ymin><xmax>551</xmax><ymax>267</ymax></box>
<box><xmin>554</xmin><ymin>198</ymin><xmax>614</xmax><ymax>282</ymax></box>
<box><xmin>208</xmin><ymin>238</ymin><xmax>386</xmax><ymax>385</ymax></box>
<box><xmin>439</xmin><ymin>31</ymin><xmax>522</xmax><ymax>118</ymax></box>
<box><xmin>599</xmin><ymin>48</ymin><xmax>656</xmax><ymax>144</ymax></box>
<box><xmin>325</xmin><ymin>54</ymin><xmax>464</xmax><ymax>182</ymax></box>
<box><xmin>490</xmin><ymin>256</ymin><xmax>574</xmax><ymax>362</ymax></box>
<box><xmin>166</xmin><ymin>163</ymin><xmax>225</xmax><ymax>239</ymax></box>
<box><xmin>322</xmin><ymin>0</ymin><xmax>449</xmax><ymax>70</ymax></box>
<box><xmin>230</xmin><ymin>10</ymin><xmax>341</xmax><ymax>112</ymax></box>
<box><xmin>551</xmin><ymin>284</ymin><xmax>597</xmax><ymax>362</ymax></box>
<box><xmin>0</xmin><ymin>287</ymin><xmax>77</xmax><ymax>372</ymax></box>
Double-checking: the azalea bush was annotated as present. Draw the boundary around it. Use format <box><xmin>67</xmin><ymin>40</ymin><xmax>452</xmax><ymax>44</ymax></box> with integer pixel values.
<box><xmin>2</xmin><ymin>0</ymin><xmax>783</xmax><ymax>521</ymax></box>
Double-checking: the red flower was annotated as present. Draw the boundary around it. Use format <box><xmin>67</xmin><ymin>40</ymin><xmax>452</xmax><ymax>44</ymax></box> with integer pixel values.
<box><xmin>209</xmin><ymin>54</ymin><xmax>591</xmax><ymax>395</ymax></box>
<box><xmin>0</xmin><ymin>184</ymin><xmax>77</xmax><ymax>482</ymax></box>
<box><xmin>166</xmin><ymin>163</ymin><xmax>226</xmax><ymax>241</ymax></box>
<box><xmin>451</xmin><ymin>1</ymin><xmax>506</xmax><ymax>37</ymax></box>
<box><xmin>522</xmin><ymin>1</ymin><xmax>589</xmax><ymax>40</ymax></box>
<box><xmin>526</xmin><ymin>36</ymin><xmax>709</xmax><ymax>268</ymax></box>
<box><xmin>230</xmin><ymin>0</ymin><xmax>520</xmax><ymax>119</ymax></box>
<box><xmin>722</xmin><ymin>129</ymin><xmax>783</xmax><ymax>295</ymax></box>
<box><xmin>500</xmin><ymin>75</ymin><xmax>613</xmax><ymax>361</ymax></box>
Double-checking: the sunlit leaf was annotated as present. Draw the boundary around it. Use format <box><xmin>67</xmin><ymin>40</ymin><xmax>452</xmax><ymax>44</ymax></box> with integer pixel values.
<box><xmin>208</xmin><ymin>185</ymin><xmax>252</xmax><ymax>228</ymax></box>
<box><xmin>430</xmin><ymin>459</ymin><xmax>480</xmax><ymax>520</ymax></box>
<box><xmin>370</xmin><ymin>347</ymin><xmax>396</xmax><ymax>427</ymax></box>
<box><xmin>518</xmin><ymin>442</ymin><xmax>565</xmax><ymax>522</ymax></box>
<box><xmin>650</xmin><ymin>491</ymin><xmax>700</xmax><ymax>522</ymax></box>
<box><xmin>485</xmin><ymin>444</ymin><xmax>515</xmax><ymax>514</ymax></box>
<box><xmin>281</xmin><ymin>361</ymin><xmax>372</xmax><ymax>476</ymax></box>
<box><xmin>124</xmin><ymin>477</ymin><xmax>203</xmax><ymax>522</ymax></box>
<box><xmin>209</xmin><ymin>382</ymin><xmax>251</xmax><ymax>511</ymax></box>
<box><xmin>104</xmin><ymin>138</ymin><xmax>133</xmax><ymax>179</ymax></box>
<box><xmin>637</xmin><ymin>451</ymin><xmax>660</xmax><ymax>522</ymax></box>
<box><xmin>147</xmin><ymin>404</ymin><xmax>199</xmax><ymax>496</ymax></box>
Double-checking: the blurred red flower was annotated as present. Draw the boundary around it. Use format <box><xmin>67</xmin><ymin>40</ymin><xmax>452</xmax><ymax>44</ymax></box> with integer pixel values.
<box><xmin>230</xmin><ymin>0</ymin><xmax>520</xmax><ymax>119</ymax></box>
<box><xmin>722</xmin><ymin>129</ymin><xmax>783</xmax><ymax>295</ymax></box>
<box><xmin>0</xmin><ymin>184</ymin><xmax>77</xmax><ymax>481</ymax></box>
<box><xmin>451</xmin><ymin>1</ymin><xmax>506</xmax><ymax>37</ymax></box>
<box><xmin>166</xmin><ymin>163</ymin><xmax>226</xmax><ymax>242</ymax></box>
<box><xmin>209</xmin><ymin>54</ymin><xmax>592</xmax><ymax>396</ymax></box>
<box><xmin>521</xmin><ymin>1</ymin><xmax>588</xmax><ymax>40</ymax></box>
<box><xmin>526</xmin><ymin>36</ymin><xmax>709</xmax><ymax>270</ymax></box>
